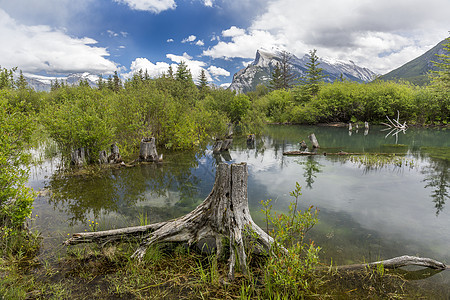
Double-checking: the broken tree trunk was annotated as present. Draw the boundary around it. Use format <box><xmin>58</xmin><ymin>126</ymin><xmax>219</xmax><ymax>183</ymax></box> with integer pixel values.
<box><xmin>139</xmin><ymin>137</ymin><xmax>158</xmax><ymax>162</ymax></box>
<box><xmin>108</xmin><ymin>143</ymin><xmax>122</xmax><ymax>164</ymax></box>
<box><xmin>308</xmin><ymin>133</ymin><xmax>320</xmax><ymax>148</ymax></box>
<box><xmin>71</xmin><ymin>147</ymin><xmax>86</xmax><ymax>166</ymax></box>
<box><xmin>64</xmin><ymin>162</ymin><xmax>275</xmax><ymax>280</ymax></box>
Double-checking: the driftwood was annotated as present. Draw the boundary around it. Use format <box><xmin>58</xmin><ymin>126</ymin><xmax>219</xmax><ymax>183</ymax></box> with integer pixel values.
<box><xmin>309</xmin><ymin>133</ymin><xmax>320</xmax><ymax>148</ymax></box>
<box><xmin>283</xmin><ymin>151</ymin><xmax>406</xmax><ymax>156</ymax></box>
<box><xmin>334</xmin><ymin>255</ymin><xmax>447</xmax><ymax>271</ymax></box>
<box><xmin>139</xmin><ymin>137</ymin><xmax>158</xmax><ymax>162</ymax></box>
<box><xmin>65</xmin><ymin>162</ymin><xmax>275</xmax><ymax>280</ymax></box>
<box><xmin>213</xmin><ymin>139</ymin><xmax>233</xmax><ymax>153</ymax></box>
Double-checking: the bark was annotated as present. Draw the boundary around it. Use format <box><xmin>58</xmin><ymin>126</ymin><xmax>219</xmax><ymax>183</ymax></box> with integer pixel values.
<box><xmin>139</xmin><ymin>137</ymin><xmax>158</xmax><ymax>162</ymax></box>
<box><xmin>99</xmin><ymin>150</ymin><xmax>108</xmax><ymax>164</ymax></box>
<box><xmin>334</xmin><ymin>255</ymin><xmax>447</xmax><ymax>271</ymax></box>
<box><xmin>64</xmin><ymin>162</ymin><xmax>275</xmax><ymax>280</ymax></box>
<box><xmin>71</xmin><ymin>147</ymin><xmax>86</xmax><ymax>166</ymax></box>
<box><xmin>309</xmin><ymin>133</ymin><xmax>320</xmax><ymax>148</ymax></box>
<box><xmin>108</xmin><ymin>143</ymin><xmax>122</xmax><ymax>164</ymax></box>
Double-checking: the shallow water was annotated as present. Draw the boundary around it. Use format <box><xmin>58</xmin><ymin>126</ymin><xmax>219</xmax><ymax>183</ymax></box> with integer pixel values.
<box><xmin>28</xmin><ymin>125</ymin><xmax>450</xmax><ymax>294</ymax></box>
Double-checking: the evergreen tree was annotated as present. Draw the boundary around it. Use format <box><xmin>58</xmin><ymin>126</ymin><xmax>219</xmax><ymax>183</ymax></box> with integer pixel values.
<box><xmin>113</xmin><ymin>71</ymin><xmax>121</xmax><ymax>92</ymax></box>
<box><xmin>107</xmin><ymin>75</ymin><xmax>114</xmax><ymax>91</ymax></box>
<box><xmin>279</xmin><ymin>51</ymin><xmax>295</xmax><ymax>89</ymax></box>
<box><xmin>97</xmin><ymin>74</ymin><xmax>105</xmax><ymax>90</ymax></box>
<box><xmin>0</xmin><ymin>66</ymin><xmax>16</xmax><ymax>89</ymax></box>
<box><xmin>300</xmin><ymin>49</ymin><xmax>324</xmax><ymax>96</ymax></box>
<box><xmin>16</xmin><ymin>70</ymin><xmax>28</xmax><ymax>90</ymax></box>
<box><xmin>268</xmin><ymin>63</ymin><xmax>284</xmax><ymax>90</ymax></box>
<box><xmin>198</xmin><ymin>69</ymin><xmax>209</xmax><ymax>90</ymax></box>
<box><xmin>175</xmin><ymin>61</ymin><xmax>193</xmax><ymax>85</ymax></box>
<box><xmin>167</xmin><ymin>65</ymin><xmax>174</xmax><ymax>78</ymax></box>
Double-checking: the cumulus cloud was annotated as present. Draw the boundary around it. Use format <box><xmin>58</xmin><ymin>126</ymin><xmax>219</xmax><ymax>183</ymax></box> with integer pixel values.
<box><xmin>114</xmin><ymin>0</ymin><xmax>176</xmax><ymax>13</ymax></box>
<box><xmin>123</xmin><ymin>57</ymin><xmax>170</xmax><ymax>79</ymax></box>
<box><xmin>182</xmin><ymin>35</ymin><xmax>197</xmax><ymax>43</ymax></box>
<box><xmin>203</xmin><ymin>0</ymin><xmax>450</xmax><ymax>73</ymax></box>
<box><xmin>208</xmin><ymin>66</ymin><xmax>230</xmax><ymax>77</ymax></box>
<box><xmin>195</xmin><ymin>40</ymin><xmax>205</xmax><ymax>46</ymax></box>
<box><xmin>167</xmin><ymin>38</ymin><xmax>174</xmax><ymax>42</ymax></box>
<box><xmin>0</xmin><ymin>9</ymin><xmax>117</xmax><ymax>74</ymax></box>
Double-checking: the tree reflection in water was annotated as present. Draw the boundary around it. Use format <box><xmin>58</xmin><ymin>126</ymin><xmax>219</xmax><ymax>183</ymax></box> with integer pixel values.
<box><xmin>422</xmin><ymin>158</ymin><xmax>449</xmax><ymax>216</ymax></box>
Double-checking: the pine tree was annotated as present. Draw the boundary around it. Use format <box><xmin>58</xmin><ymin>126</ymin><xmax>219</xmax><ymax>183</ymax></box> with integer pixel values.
<box><xmin>16</xmin><ymin>70</ymin><xmax>28</xmax><ymax>90</ymax></box>
<box><xmin>279</xmin><ymin>51</ymin><xmax>295</xmax><ymax>89</ymax></box>
<box><xmin>198</xmin><ymin>69</ymin><xmax>208</xmax><ymax>90</ymax></box>
<box><xmin>268</xmin><ymin>63</ymin><xmax>284</xmax><ymax>90</ymax></box>
<box><xmin>175</xmin><ymin>61</ymin><xmax>193</xmax><ymax>85</ymax></box>
<box><xmin>301</xmin><ymin>49</ymin><xmax>324</xmax><ymax>96</ymax></box>
<box><xmin>113</xmin><ymin>71</ymin><xmax>121</xmax><ymax>92</ymax></box>
<box><xmin>167</xmin><ymin>65</ymin><xmax>174</xmax><ymax>78</ymax></box>
<box><xmin>97</xmin><ymin>75</ymin><xmax>105</xmax><ymax>90</ymax></box>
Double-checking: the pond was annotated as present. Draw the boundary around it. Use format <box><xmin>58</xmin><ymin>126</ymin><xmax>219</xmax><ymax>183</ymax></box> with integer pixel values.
<box><xmin>28</xmin><ymin>125</ymin><xmax>450</xmax><ymax>292</ymax></box>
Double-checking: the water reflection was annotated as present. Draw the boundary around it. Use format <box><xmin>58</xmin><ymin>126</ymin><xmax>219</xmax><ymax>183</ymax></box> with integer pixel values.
<box><xmin>422</xmin><ymin>158</ymin><xmax>450</xmax><ymax>216</ymax></box>
<box><xmin>297</xmin><ymin>156</ymin><xmax>323</xmax><ymax>189</ymax></box>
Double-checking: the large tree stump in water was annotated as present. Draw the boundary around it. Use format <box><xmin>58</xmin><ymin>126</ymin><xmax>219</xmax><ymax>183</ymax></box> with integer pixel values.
<box><xmin>108</xmin><ymin>143</ymin><xmax>122</xmax><ymax>164</ymax></box>
<box><xmin>65</xmin><ymin>162</ymin><xmax>275</xmax><ymax>280</ymax></box>
<box><xmin>139</xmin><ymin>137</ymin><xmax>158</xmax><ymax>162</ymax></box>
<box><xmin>309</xmin><ymin>133</ymin><xmax>320</xmax><ymax>148</ymax></box>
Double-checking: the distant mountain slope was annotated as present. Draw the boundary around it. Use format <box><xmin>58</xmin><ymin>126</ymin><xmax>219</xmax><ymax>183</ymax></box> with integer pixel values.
<box><xmin>380</xmin><ymin>39</ymin><xmax>447</xmax><ymax>85</ymax></box>
<box><xmin>24</xmin><ymin>73</ymin><xmax>98</xmax><ymax>91</ymax></box>
<box><xmin>229</xmin><ymin>50</ymin><xmax>376</xmax><ymax>93</ymax></box>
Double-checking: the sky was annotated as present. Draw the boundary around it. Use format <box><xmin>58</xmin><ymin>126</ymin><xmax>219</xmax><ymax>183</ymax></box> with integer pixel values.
<box><xmin>0</xmin><ymin>0</ymin><xmax>449</xmax><ymax>87</ymax></box>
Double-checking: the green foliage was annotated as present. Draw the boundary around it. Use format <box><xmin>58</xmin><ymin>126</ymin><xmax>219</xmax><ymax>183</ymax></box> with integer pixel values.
<box><xmin>41</xmin><ymin>86</ymin><xmax>116</xmax><ymax>161</ymax></box>
<box><xmin>0</xmin><ymin>66</ymin><xmax>17</xmax><ymax>90</ymax></box>
<box><xmin>261</xmin><ymin>182</ymin><xmax>321</xmax><ymax>297</ymax></box>
<box><xmin>0</xmin><ymin>91</ymin><xmax>36</xmax><ymax>255</ymax></box>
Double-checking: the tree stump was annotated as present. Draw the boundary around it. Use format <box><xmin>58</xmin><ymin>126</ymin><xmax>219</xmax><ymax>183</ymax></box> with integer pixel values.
<box><xmin>64</xmin><ymin>162</ymin><xmax>275</xmax><ymax>280</ymax></box>
<box><xmin>213</xmin><ymin>139</ymin><xmax>233</xmax><ymax>153</ymax></box>
<box><xmin>299</xmin><ymin>140</ymin><xmax>307</xmax><ymax>150</ymax></box>
<box><xmin>71</xmin><ymin>147</ymin><xmax>86</xmax><ymax>166</ymax></box>
<box><xmin>108</xmin><ymin>143</ymin><xmax>122</xmax><ymax>163</ymax></box>
<box><xmin>308</xmin><ymin>133</ymin><xmax>320</xmax><ymax>148</ymax></box>
<box><xmin>213</xmin><ymin>140</ymin><xmax>223</xmax><ymax>154</ymax></box>
<box><xmin>348</xmin><ymin>123</ymin><xmax>352</xmax><ymax>131</ymax></box>
<box><xmin>139</xmin><ymin>137</ymin><xmax>158</xmax><ymax>162</ymax></box>
<box><xmin>99</xmin><ymin>150</ymin><xmax>108</xmax><ymax>164</ymax></box>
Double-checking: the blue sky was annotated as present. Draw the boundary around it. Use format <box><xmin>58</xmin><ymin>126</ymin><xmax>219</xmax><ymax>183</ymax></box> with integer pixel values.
<box><xmin>0</xmin><ymin>0</ymin><xmax>449</xmax><ymax>87</ymax></box>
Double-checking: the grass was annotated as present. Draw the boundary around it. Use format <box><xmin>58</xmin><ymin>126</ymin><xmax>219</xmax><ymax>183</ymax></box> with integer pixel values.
<box><xmin>1</xmin><ymin>240</ymin><xmax>444</xmax><ymax>299</ymax></box>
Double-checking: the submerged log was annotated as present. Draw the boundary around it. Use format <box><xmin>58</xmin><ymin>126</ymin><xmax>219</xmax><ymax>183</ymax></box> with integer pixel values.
<box><xmin>334</xmin><ymin>255</ymin><xmax>447</xmax><ymax>271</ymax></box>
<box><xmin>283</xmin><ymin>151</ymin><xmax>407</xmax><ymax>156</ymax></box>
<box><xmin>139</xmin><ymin>137</ymin><xmax>158</xmax><ymax>162</ymax></box>
<box><xmin>64</xmin><ymin>162</ymin><xmax>275</xmax><ymax>280</ymax></box>
<box><xmin>309</xmin><ymin>133</ymin><xmax>320</xmax><ymax>148</ymax></box>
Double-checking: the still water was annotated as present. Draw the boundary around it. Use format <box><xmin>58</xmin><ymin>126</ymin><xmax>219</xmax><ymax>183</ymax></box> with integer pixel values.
<box><xmin>28</xmin><ymin>125</ymin><xmax>449</xmax><ymax>287</ymax></box>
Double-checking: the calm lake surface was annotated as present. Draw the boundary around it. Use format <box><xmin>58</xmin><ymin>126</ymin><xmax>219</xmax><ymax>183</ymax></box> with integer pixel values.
<box><xmin>28</xmin><ymin>125</ymin><xmax>450</xmax><ymax>291</ymax></box>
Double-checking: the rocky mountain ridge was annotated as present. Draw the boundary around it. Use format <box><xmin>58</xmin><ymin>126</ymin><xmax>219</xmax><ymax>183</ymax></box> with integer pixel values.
<box><xmin>229</xmin><ymin>49</ymin><xmax>377</xmax><ymax>93</ymax></box>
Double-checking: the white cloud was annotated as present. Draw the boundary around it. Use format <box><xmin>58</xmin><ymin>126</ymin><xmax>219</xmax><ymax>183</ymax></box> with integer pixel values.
<box><xmin>220</xmin><ymin>83</ymin><xmax>231</xmax><ymax>89</ymax></box>
<box><xmin>123</xmin><ymin>57</ymin><xmax>170</xmax><ymax>79</ymax></box>
<box><xmin>195</xmin><ymin>40</ymin><xmax>205</xmax><ymax>46</ymax></box>
<box><xmin>119</xmin><ymin>45</ymin><xmax>126</xmax><ymax>49</ymax></box>
<box><xmin>203</xmin><ymin>0</ymin><xmax>450</xmax><ymax>74</ymax></box>
<box><xmin>167</xmin><ymin>38</ymin><xmax>174</xmax><ymax>42</ymax></box>
<box><xmin>207</xmin><ymin>66</ymin><xmax>230</xmax><ymax>77</ymax></box>
<box><xmin>0</xmin><ymin>9</ymin><xmax>117</xmax><ymax>74</ymax></box>
<box><xmin>107</xmin><ymin>30</ymin><xmax>119</xmax><ymax>37</ymax></box>
<box><xmin>222</xmin><ymin>26</ymin><xmax>246</xmax><ymax>38</ymax></box>
<box><xmin>203</xmin><ymin>0</ymin><xmax>213</xmax><ymax>7</ymax></box>
<box><xmin>114</xmin><ymin>0</ymin><xmax>176</xmax><ymax>13</ymax></box>
<box><xmin>182</xmin><ymin>35</ymin><xmax>197</xmax><ymax>43</ymax></box>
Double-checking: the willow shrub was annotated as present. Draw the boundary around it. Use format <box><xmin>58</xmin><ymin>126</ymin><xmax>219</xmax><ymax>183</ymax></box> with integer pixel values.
<box><xmin>0</xmin><ymin>91</ymin><xmax>36</xmax><ymax>255</ymax></box>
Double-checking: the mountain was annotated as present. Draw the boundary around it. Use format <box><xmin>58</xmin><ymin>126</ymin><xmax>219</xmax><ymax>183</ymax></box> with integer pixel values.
<box><xmin>229</xmin><ymin>49</ymin><xmax>376</xmax><ymax>93</ymax></box>
<box><xmin>24</xmin><ymin>72</ymin><xmax>99</xmax><ymax>91</ymax></box>
<box><xmin>380</xmin><ymin>39</ymin><xmax>447</xmax><ymax>85</ymax></box>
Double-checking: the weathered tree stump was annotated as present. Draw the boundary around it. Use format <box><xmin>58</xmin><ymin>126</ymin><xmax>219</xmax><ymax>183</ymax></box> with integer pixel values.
<box><xmin>299</xmin><ymin>140</ymin><xmax>307</xmax><ymax>150</ymax></box>
<box><xmin>108</xmin><ymin>143</ymin><xmax>122</xmax><ymax>164</ymax></box>
<box><xmin>364</xmin><ymin>121</ymin><xmax>369</xmax><ymax>130</ymax></box>
<box><xmin>71</xmin><ymin>147</ymin><xmax>86</xmax><ymax>166</ymax></box>
<box><xmin>308</xmin><ymin>133</ymin><xmax>320</xmax><ymax>148</ymax></box>
<box><xmin>64</xmin><ymin>162</ymin><xmax>275</xmax><ymax>280</ymax></box>
<box><xmin>99</xmin><ymin>150</ymin><xmax>108</xmax><ymax>164</ymax></box>
<box><xmin>348</xmin><ymin>123</ymin><xmax>353</xmax><ymax>131</ymax></box>
<box><xmin>247</xmin><ymin>134</ymin><xmax>255</xmax><ymax>148</ymax></box>
<box><xmin>213</xmin><ymin>139</ymin><xmax>233</xmax><ymax>153</ymax></box>
<box><xmin>139</xmin><ymin>137</ymin><xmax>158</xmax><ymax>162</ymax></box>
